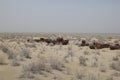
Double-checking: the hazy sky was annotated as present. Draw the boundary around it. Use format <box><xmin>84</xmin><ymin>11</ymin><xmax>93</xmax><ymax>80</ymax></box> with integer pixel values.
<box><xmin>0</xmin><ymin>0</ymin><xmax>120</xmax><ymax>33</ymax></box>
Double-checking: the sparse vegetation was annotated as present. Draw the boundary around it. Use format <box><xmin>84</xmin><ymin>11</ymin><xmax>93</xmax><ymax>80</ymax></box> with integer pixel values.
<box><xmin>0</xmin><ymin>50</ymin><xmax>9</xmax><ymax>65</ymax></box>
<box><xmin>20</xmin><ymin>47</ymin><xmax>32</xmax><ymax>59</ymax></box>
<box><xmin>75</xmin><ymin>70</ymin><xmax>102</xmax><ymax>80</ymax></box>
<box><xmin>99</xmin><ymin>65</ymin><xmax>106</xmax><ymax>72</ymax></box>
<box><xmin>110</xmin><ymin>61</ymin><xmax>120</xmax><ymax>71</ymax></box>
<box><xmin>83</xmin><ymin>51</ymin><xmax>90</xmax><ymax>55</ymax></box>
<box><xmin>20</xmin><ymin>55</ymin><xmax>65</xmax><ymax>79</ymax></box>
<box><xmin>113</xmin><ymin>56</ymin><xmax>119</xmax><ymax>61</ymax></box>
<box><xmin>49</xmin><ymin>56</ymin><xmax>65</xmax><ymax>71</ymax></box>
<box><xmin>0</xmin><ymin>33</ymin><xmax>120</xmax><ymax>80</ymax></box>
<box><xmin>79</xmin><ymin>56</ymin><xmax>87</xmax><ymax>66</ymax></box>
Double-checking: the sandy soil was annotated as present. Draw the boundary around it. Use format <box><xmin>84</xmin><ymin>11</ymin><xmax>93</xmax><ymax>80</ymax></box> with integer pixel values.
<box><xmin>0</xmin><ymin>33</ymin><xmax>120</xmax><ymax>80</ymax></box>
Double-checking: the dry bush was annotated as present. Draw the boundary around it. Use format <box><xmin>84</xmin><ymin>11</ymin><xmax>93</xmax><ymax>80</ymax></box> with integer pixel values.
<box><xmin>93</xmin><ymin>51</ymin><xmax>100</xmax><ymax>55</ymax></box>
<box><xmin>92</xmin><ymin>62</ymin><xmax>98</xmax><ymax>67</ymax></box>
<box><xmin>6</xmin><ymin>48</ymin><xmax>18</xmax><ymax>59</ymax></box>
<box><xmin>75</xmin><ymin>70</ymin><xmax>85</xmax><ymax>79</ymax></box>
<box><xmin>93</xmin><ymin>57</ymin><xmax>98</xmax><ymax>61</ymax></box>
<box><xmin>49</xmin><ymin>56</ymin><xmax>65</xmax><ymax>71</ymax></box>
<box><xmin>8</xmin><ymin>45</ymin><xmax>31</xmax><ymax>59</ymax></box>
<box><xmin>20</xmin><ymin>47</ymin><xmax>32</xmax><ymax>59</ymax></box>
<box><xmin>86</xmin><ymin>56</ymin><xmax>98</xmax><ymax>67</ymax></box>
<box><xmin>1</xmin><ymin>45</ymin><xmax>9</xmax><ymax>53</ymax></box>
<box><xmin>67</xmin><ymin>45</ymin><xmax>74</xmax><ymax>57</ymax></box>
<box><xmin>112</xmin><ymin>72</ymin><xmax>120</xmax><ymax>77</ymax></box>
<box><xmin>20</xmin><ymin>58</ymin><xmax>51</xmax><ymax>78</ymax></box>
<box><xmin>83</xmin><ymin>51</ymin><xmax>90</xmax><ymax>55</ymax></box>
<box><xmin>0</xmin><ymin>42</ymin><xmax>9</xmax><ymax>54</ymax></box>
<box><xmin>20</xmin><ymin>55</ymin><xmax>65</xmax><ymax>79</ymax></box>
<box><xmin>32</xmin><ymin>57</ymin><xmax>52</xmax><ymax>73</ymax></box>
<box><xmin>99</xmin><ymin>65</ymin><xmax>106</xmax><ymax>72</ymax></box>
<box><xmin>11</xmin><ymin>58</ymin><xmax>21</xmax><ymax>66</ymax></box>
<box><xmin>52</xmin><ymin>74</ymin><xmax>64</xmax><ymax>80</ymax></box>
<box><xmin>0</xmin><ymin>43</ymin><xmax>18</xmax><ymax>59</ymax></box>
<box><xmin>24</xmin><ymin>43</ymin><xmax>36</xmax><ymax>48</ymax></box>
<box><xmin>112</xmin><ymin>56</ymin><xmax>119</xmax><ymax>61</ymax></box>
<box><xmin>91</xmin><ymin>58</ymin><xmax>98</xmax><ymax>67</ymax></box>
<box><xmin>20</xmin><ymin>64</ymin><xmax>35</xmax><ymax>79</ymax></box>
<box><xmin>67</xmin><ymin>50</ymin><xmax>74</xmax><ymax>59</ymax></box>
<box><xmin>75</xmin><ymin>70</ymin><xmax>102</xmax><ymax>80</ymax></box>
<box><xmin>0</xmin><ymin>42</ymin><xmax>32</xmax><ymax>67</ymax></box>
<box><xmin>110</xmin><ymin>61</ymin><xmax>120</xmax><ymax>71</ymax></box>
<box><xmin>0</xmin><ymin>50</ymin><xmax>9</xmax><ymax>65</ymax></box>
<box><xmin>10</xmin><ymin>46</ymin><xmax>31</xmax><ymax>66</ymax></box>
<box><xmin>106</xmin><ymin>77</ymin><xmax>113</xmax><ymax>80</ymax></box>
<box><xmin>79</xmin><ymin>56</ymin><xmax>87</xmax><ymax>66</ymax></box>
<box><xmin>83</xmin><ymin>73</ymin><xmax>102</xmax><ymax>80</ymax></box>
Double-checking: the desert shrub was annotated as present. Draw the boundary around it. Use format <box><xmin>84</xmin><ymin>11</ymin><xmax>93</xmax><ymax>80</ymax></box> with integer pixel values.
<box><xmin>1</xmin><ymin>45</ymin><xmax>30</xmax><ymax>66</ymax></box>
<box><xmin>83</xmin><ymin>51</ymin><xmax>90</xmax><ymax>55</ymax></box>
<box><xmin>7</xmin><ymin>48</ymin><xmax>18</xmax><ymax>59</ymax></box>
<box><xmin>0</xmin><ymin>43</ymin><xmax>18</xmax><ymax>59</ymax></box>
<box><xmin>0</xmin><ymin>42</ymin><xmax>31</xmax><ymax>60</ymax></box>
<box><xmin>49</xmin><ymin>56</ymin><xmax>65</xmax><ymax>71</ymax></box>
<box><xmin>91</xmin><ymin>62</ymin><xmax>98</xmax><ymax>67</ymax></box>
<box><xmin>25</xmin><ymin>43</ymin><xmax>36</xmax><ymax>48</ymax></box>
<box><xmin>93</xmin><ymin>57</ymin><xmax>98</xmax><ymax>61</ymax></box>
<box><xmin>68</xmin><ymin>45</ymin><xmax>72</xmax><ymax>50</ymax></box>
<box><xmin>110</xmin><ymin>61</ymin><xmax>120</xmax><ymax>71</ymax></box>
<box><xmin>99</xmin><ymin>65</ymin><xmax>106</xmax><ymax>72</ymax></box>
<box><xmin>75</xmin><ymin>70</ymin><xmax>102</xmax><ymax>80</ymax></box>
<box><xmin>68</xmin><ymin>50</ymin><xmax>74</xmax><ymax>57</ymax></box>
<box><xmin>0</xmin><ymin>51</ymin><xmax>9</xmax><ymax>65</ymax></box>
<box><xmin>67</xmin><ymin>46</ymin><xmax>74</xmax><ymax>58</ymax></box>
<box><xmin>83</xmin><ymin>72</ymin><xmax>102</xmax><ymax>80</ymax></box>
<box><xmin>20</xmin><ymin>72</ymin><xmax>34</xmax><ymax>79</ymax></box>
<box><xmin>113</xmin><ymin>56</ymin><xmax>119</xmax><ymax>61</ymax></box>
<box><xmin>116</xmin><ymin>52</ymin><xmax>120</xmax><ymax>57</ymax></box>
<box><xmin>11</xmin><ymin>58</ymin><xmax>20</xmax><ymax>66</ymax></box>
<box><xmin>112</xmin><ymin>72</ymin><xmax>120</xmax><ymax>77</ymax></box>
<box><xmin>79</xmin><ymin>56</ymin><xmax>87</xmax><ymax>66</ymax></box>
<box><xmin>32</xmin><ymin>59</ymin><xmax>51</xmax><ymax>74</ymax></box>
<box><xmin>20</xmin><ymin>56</ymin><xmax>52</xmax><ymax>78</ymax></box>
<box><xmin>20</xmin><ymin>47</ymin><xmax>32</xmax><ymax>59</ymax></box>
<box><xmin>75</xmin><ymin>70</ymin><xmax>85</xmax><ymax>79</ymax></box>
<box><xmin>93</xmin><ymin>51</ymin><xmax>100</xmax><ymax>55</ymax></box>
<box><xmin>52</xmin><ymin>74</ymin><xmax>64</xmax><ymax>80</ymax></box>
<box><xmin>0</xmin><ymin>43</ymin><xmax>9</xmax><ymax>53</ymax></box>
<box><xmin>1</xmin><ymin>45</ymin><xmax>9</xmax><ymax>53</ymax></box>
<box><xmin>106</xmin><ymin>76</ymin><xmax>113</xmax><ymax>80</ymax></box>
<box><xmin>20</xmin><ymin>55</ymin><xmax>65</xmax><ymax>79</ymax></box>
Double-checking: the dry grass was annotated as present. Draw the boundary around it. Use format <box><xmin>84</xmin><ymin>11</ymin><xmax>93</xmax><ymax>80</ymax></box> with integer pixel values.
<box><xmin>0</xmin><ymin>33</ymin><xmax>120</xmax><ymax>80</ymax></box>
<box><xmin>110</xmin><ymin>61</ymin><xmax>120</xmax><ymax>72</ymax></box>
<box><xmin>0</xmin><ymin>50</ymin><xmax>9</xmax><ymax>65</ymax></box>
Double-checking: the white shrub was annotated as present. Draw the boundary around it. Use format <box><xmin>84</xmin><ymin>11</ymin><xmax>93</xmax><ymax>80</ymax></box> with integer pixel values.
<box><xmin>49</xmin><ymin>56</ymin><xmax>65</xmax><ymax>71</ymax></box>
<box><xmin>0</xmin><ymin>50</ymin><xmax>9</xmax><ymax>65</ymax></box>
<box><xmin>20</xmin><ymin>56</ymin><xmax>52</xmax><ymax>78</ymax></box>
<box><xmin>79</xmin><ymin>56</ymin><xmax>87</xmax><ymax>66</ymax></box>
<box><xmin>110</xmin><ymin>61</ymin><xmax>120</xmax><ymax>72</ymax></box>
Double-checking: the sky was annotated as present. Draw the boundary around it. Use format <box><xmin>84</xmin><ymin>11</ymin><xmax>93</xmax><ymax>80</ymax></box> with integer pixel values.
<box><xmin>0</xmin><ymin>0</ymin><xmax>120</xmax><ymax>33</ymax></box>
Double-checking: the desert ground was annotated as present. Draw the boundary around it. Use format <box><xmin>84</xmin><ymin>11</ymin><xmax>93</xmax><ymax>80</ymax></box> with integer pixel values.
<box><xmin>0</xmin><ymin>33</ymin><xmax>120</xmax><ymax>80</ymax></box>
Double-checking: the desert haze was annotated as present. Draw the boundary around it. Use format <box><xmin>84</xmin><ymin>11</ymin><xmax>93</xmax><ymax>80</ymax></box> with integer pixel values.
<box><xmin>0</xmin><ymin>33</ymin><xmax>120</xmax><ymax>80</ymax></box>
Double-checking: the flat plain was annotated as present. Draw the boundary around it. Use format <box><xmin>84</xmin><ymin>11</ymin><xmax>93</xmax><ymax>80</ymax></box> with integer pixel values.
<box><xmin>0</xmin><ymin>33</ymin><xmax>120</xmax><ymax>80</ymax></box>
